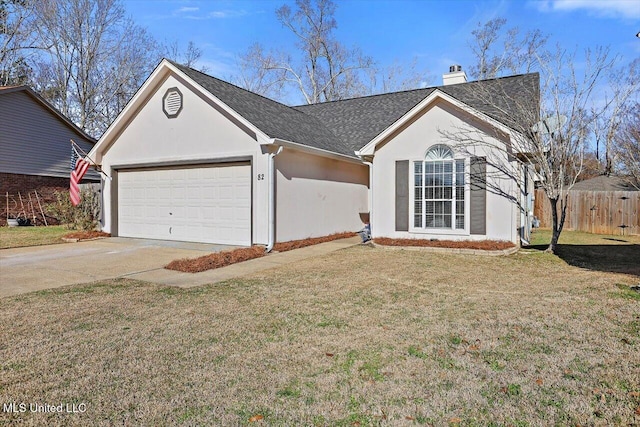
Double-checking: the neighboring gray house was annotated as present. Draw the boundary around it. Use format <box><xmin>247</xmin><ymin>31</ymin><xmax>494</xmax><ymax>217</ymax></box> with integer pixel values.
<box><xmin>0</xmin><ymin>85</ymin><xmax>98</xmax><ymax>224</ymax></box>
<box><xmin>89</xmin><ymin>59</ymin><xmax>538</xmax><ymax>247</ymax></box>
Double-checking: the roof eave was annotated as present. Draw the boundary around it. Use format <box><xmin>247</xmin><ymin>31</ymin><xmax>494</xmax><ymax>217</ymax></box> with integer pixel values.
<box><xmin>268</xmin><ymin>138</ymin><xmax>364</xmax><ymax>164</ymax></box>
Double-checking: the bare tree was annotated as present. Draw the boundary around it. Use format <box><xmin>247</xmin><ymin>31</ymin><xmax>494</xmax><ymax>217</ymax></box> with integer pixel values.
<box><xmin>233</xmin><ymin>43</ymin><xmax>286</xmax><ymax>100</ymax></box>
<box><xmin>163</xmin><ymin>40</ymin><xmax>207</xmax><ymax>71</ymax></box>
<box><xmin>440</xmin><ymin>46</ymin><xmax>615</xmax><ymax>253</ymax></box>
<box><xmin>468</xmin><ymin>18</ymin><xmax>549</xmax><ymax>80</ymax></box>
<box><xmin>614</xmin><ymin>103</ymin><xmax>640</xmax><ymax>189</ymax></box>
<box><xmin>234</xmin><ymin>0</ymin><xmax>374</xmax><ymax>104</ymax></box>
<box><xmin>234</xmin><ymin>0</ymin><xmax>433</xmax><ymax>103</ymax></box>
<box><xmin>0</xmin><ymin>0</ymin><xmax>41</xmax><ymax>85</ymax></box>
<box><xmin>593</xmin><ymin>58</ymin><xmax>640</xmax><ymax>175</ymax></box>
<box><xmin>29</xmin><ymin>0</ymin><xmax>159</xmax><ymax>137</ymax></box>
<box><xmin>578</xmin><ymin>151</ymin><xmax>604</xmax><ymax>182</ymax></box>
<box><xmin>369</xmin><ymin>59</ymin><xmax>431</xmax><ymax>94</ymax></box>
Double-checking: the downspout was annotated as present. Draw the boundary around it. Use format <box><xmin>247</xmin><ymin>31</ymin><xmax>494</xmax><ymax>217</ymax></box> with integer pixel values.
<box><xmin>266</xmin><ymin>145</ymin><xmax>283</xmax><ymax>252</ymax></box>
<box><xmin>355</xmin><ymin>150</ymin><xmax>374</xmax><ymax>238</ymax></box>
<box><xmin>363</xmin><ymin>160</ymin><xmax>373</xmax><ymax>234</ymax></box>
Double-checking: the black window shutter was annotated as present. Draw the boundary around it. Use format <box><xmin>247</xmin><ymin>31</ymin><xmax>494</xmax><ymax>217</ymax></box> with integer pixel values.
<box><xmin>395</xmin><ymin>160</ymin><xmax>409</xmax><ymax>231</ymax></box>
<box><xmin>469</xmin><ymin>156</ymin><xmax>486</xmax><ymax>235</ymax></box>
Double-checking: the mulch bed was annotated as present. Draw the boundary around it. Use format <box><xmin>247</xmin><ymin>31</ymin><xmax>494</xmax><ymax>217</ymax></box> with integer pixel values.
<box><xmin>165</xmin><ymin>246</ymin><xmax>266</xmax><ymax>273</ymax></box>
<box><xmin>165</xmin><ymin>232</ymin><xmax>357</xmax><ymax>273</ymax></box>
<box><xmin>273</xmin><ymin>232</ymin><xmax>356</xmax><ymax>252</ymax></box>
<box><xmin>63</xmin><ymin>231</ymin><xmax>111</xmax><ymax>240</ymax></box>
<box><xmin>374</xmin><ymin>237</ymin><xmax>515</xmax><ymax>251</ymax></box>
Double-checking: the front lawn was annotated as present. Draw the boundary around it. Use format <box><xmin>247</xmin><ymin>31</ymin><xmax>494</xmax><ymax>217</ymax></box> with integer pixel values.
<box><xmin>1</xmin><ymin>232</ymin><xmax>638</xmax><ymax>425</ymax></box>
<box><xmin>528</xmin><ymin>229</ymin><xmax>640</xmax><ymax>275</ymax></box>
<box><xmin>0</xmin><ymin>225</ymin><xmax>69</xmax><ymax>249</ymax></box>
<box><xmin>529</xmin><ymin>228</ymin><xmax>640</xmax><ymax>247</ymax></box>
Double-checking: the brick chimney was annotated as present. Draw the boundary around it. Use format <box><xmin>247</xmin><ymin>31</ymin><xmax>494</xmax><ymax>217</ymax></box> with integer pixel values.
<box><xmin>443</xmin><ymin>65</ymin><xmax>467</xmax><ymax>85</ymax></box>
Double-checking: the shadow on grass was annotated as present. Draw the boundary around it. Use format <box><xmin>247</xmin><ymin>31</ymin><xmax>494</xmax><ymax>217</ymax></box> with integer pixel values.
<box><xmin>526</xmin><ymin>243</ymin><xmax>640</xmax><ymax>277</ymax></box>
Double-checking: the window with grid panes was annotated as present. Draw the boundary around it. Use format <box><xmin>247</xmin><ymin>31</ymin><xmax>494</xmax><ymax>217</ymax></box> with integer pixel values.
<box><xmin>413</xmin><ymin>145</ymin><xmax>465</xmax><ymax>229</ymax></box>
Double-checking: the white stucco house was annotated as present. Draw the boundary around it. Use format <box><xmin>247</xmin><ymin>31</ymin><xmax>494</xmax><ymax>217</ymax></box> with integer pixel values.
<box><xmin>89</xmin><ymin>59</ymin><xmax>538</xmax><ymax>248</ymax></box>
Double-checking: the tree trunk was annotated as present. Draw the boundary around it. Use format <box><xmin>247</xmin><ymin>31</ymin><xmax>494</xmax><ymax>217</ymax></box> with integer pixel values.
<box><xmin>546</xmin><ymin>195</ymin><xmax>568</xmax><ymax>254</ymax></box>
<box><xmin>604</xmin><ymin>148</ymin><xmax>612</xmax><ymax>176</ymax></box>
<box><xmin>546</xmin><ymin>197</ymin><xmax>559</xmax><ymax>253</ymax></box>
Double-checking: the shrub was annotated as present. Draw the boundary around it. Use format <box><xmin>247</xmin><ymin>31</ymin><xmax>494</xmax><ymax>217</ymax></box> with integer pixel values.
<box><xmin>45</xmin><ymin>189</ymin><xmax>100</xmax><ymax>231</ymax></box>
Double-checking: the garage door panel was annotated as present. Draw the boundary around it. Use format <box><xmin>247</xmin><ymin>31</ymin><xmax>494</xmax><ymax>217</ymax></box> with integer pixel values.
<box><xmin>118</xmin><ymin>164</ymin><xmax>251</xmax><ymax>245</ymax></box>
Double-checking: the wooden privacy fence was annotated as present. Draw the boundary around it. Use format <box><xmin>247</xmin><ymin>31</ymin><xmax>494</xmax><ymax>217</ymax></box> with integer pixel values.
<box><xmin>534</xmin><ymin>189</ymin><xmax>639</xmax><ymax>236</ymax></box>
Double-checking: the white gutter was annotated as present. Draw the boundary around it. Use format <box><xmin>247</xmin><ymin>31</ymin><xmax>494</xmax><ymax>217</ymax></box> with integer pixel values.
<box><xmin>270</xmin><ymin>138</ymin><xmax>363</xmax><ymax>165</ymax></box>
<box><xmin>265</xmin><ymin>145</ymin><xmax>284</xmax><ymax>252</ymax></box>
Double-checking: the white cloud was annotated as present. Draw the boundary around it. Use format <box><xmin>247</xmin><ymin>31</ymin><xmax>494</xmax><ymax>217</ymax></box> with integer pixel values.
<box><xmin>209</xmin><ymin>9</ymin><xmax>248</xmax><ymax>19</ymax></box>
<box><xmin>534</xmin><ymin>0</ymin><xmax>640</xmax><ymax>19</ymax></box>
<box><xmin>175</xmin><ymin>7</ymin><xmax>199</xmax><ymax>13</ymax></box>
<box><xmin>178</xmin><ymin>9</ymin><xmax>248</xmax><ymax>20</ymax></box>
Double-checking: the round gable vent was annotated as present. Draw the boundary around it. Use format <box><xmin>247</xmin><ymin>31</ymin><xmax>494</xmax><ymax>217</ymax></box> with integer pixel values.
<box><xmin>162</xmin><ymin>87</ymin><xmax>183</xmax><ymax>118</ymax></box>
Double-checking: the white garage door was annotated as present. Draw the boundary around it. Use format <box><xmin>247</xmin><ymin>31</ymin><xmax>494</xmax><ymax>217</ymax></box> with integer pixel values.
<box><xmin>118</xmin><ymin>163</ymin><xmax>251</xmax><ymax>245</ymax></box>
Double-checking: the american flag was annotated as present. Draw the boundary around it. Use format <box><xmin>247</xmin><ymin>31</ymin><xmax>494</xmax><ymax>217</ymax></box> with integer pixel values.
<box><xmin>71</xmin><ymin>144</ymin><xmax>78</xmax><ymax>171</ymax></box>
<box><xmin>70</xmin><ymin>146</ymin><xmax>90</xmax><ymax>206</ymax></box>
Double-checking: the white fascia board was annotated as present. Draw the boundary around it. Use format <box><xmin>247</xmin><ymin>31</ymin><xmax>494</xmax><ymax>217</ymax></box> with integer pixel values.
<box><xmin>354</xmin><ymin>150</ymin><xmax>374</xmax><ymax>163</ymax></box>
<box><xmin>357</xmin><ymin>89</ymin><xmax>519</xmax><ymax>156</ymax></box>
<box><xmin>89</xmin><ymin>59</ymin><xmax>270</xmax><ymax>163</ymax></box>
<box><xmin>89</xmin><ymin>60</ymin><xmax>168</xmax><ymax>162</ymax></box>
<box><xmin>267</xmin><ymin>138</ymin><xmax>364</xmax><ymax>165</ymax></box>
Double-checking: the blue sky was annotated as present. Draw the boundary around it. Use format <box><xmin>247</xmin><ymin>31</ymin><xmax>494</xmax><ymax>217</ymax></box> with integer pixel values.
<box><xmin>123</xmin><ymin>0</ymin><xmax>639</xmax><ymax>88</ymax></box>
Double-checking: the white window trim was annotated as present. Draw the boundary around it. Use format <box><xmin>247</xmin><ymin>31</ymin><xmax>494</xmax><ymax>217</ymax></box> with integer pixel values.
<box><xmin>409</xmin><ymin>156</ymin><xmax>470</xmax><ymax>236</ymax></box>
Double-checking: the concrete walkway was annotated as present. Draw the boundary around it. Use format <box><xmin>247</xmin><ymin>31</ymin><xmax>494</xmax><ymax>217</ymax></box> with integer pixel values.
<box><xmin>125</xmin><ymin>236</ymin><xmax>361</xmax><ymax>287</ymax></box>
<box><xmin>0</xmin><ymin>236</ymin><xmax>361</xmax><ymax>297</ymax></box>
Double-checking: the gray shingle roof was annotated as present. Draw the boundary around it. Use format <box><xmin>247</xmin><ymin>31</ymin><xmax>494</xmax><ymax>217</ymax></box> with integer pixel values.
<box><xmin>570</xmin><ymin>175</ymin><xmax>638</xmax><ymax>191</ymax></box>
<box><xmin>295</xmin><ymin>73</ymin><xmax>540</xmax><ymax>152</ymax></box>
<box><xmin>440</xmin><ymin>73</ymin><xmax>540</xmax><ymax>131</ymax></box>
<box><xmin>170</xmin><ymin>61</ymin><xmax>350</xmax><ymax>155</ymax></box>
<box><xmin>293</xmin><ymin>88</ymin><xmax>437</xmax><ymax>153</ymax></box>
<box><xmin>171</xmin><ymin>60</ymin><xmax>539</xmax><ymax>158</ymax></box>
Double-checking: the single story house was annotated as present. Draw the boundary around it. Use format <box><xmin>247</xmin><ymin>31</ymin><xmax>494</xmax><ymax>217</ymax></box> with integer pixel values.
<box><xmin>89</xmin><ymin>59</ymin><xmax>538</xmax><ymax>247</ymax></box>
<box><xmin>0</xmin><ymin>85</ymin><xmax>98</xmax><ymax>225</ymax></box>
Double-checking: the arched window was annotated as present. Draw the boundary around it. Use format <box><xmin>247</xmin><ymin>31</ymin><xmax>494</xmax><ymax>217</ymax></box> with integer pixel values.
<box><xmin>414</xmin><ymin>145</ymin><xmax>465</xmax><ymax>229</ymax></box>
<box><xmin>425</xmin><ymin>144</ymin><xmax>453</xmax><ymax>161</ymax></box>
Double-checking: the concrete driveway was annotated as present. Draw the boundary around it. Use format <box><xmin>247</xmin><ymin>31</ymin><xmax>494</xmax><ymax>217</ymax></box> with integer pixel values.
<box><xmin>0</xmin><ymin>237</ymin><xmax>236</xmax><ymax>298</ymax></box>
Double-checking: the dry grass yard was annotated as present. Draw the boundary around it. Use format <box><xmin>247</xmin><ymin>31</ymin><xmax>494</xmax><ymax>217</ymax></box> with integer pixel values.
<box><xmin>1</xmin><ymin>230</ymin><xmax>638</xmax><ymax>426</ymax></box>
<box><xmin>0</xmin><ymin>225</ymin><xmax>70</xmax><ymax>249</ymax></box>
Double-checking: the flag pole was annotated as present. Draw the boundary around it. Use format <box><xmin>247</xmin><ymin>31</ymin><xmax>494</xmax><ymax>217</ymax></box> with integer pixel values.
<box><xmin>70</xmin><ymin>139</ymin><xmax>111</xmax><ymax>180</ymax></box>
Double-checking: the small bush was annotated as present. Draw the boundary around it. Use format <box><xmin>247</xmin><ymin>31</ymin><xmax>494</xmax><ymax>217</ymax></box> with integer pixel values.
<box><xmin>45</xmin><ymin>189</ymin><xmax>100</xmax><ymax>231</ymax></box>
